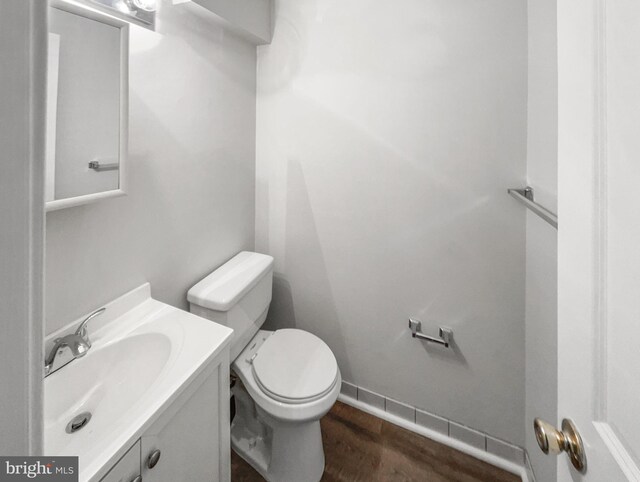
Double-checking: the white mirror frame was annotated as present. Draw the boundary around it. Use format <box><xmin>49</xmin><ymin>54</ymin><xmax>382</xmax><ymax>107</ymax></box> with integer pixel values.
<box><xmin>46</xmin><ymin>0</ymin><xmax>128</xmax><ymax>212</ymax></box>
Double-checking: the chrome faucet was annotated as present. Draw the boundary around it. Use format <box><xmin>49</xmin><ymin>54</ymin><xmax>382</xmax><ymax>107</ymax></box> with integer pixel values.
<box><xmin>45</xmin><ymin>308</ymin><xmax>106</xmax><ymax>377</ymax></box>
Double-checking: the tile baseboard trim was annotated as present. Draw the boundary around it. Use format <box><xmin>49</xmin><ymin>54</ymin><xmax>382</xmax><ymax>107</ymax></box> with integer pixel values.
<box><xmin>338</xmin><ymin>389</ymin><xmax>534</xmax><ymax>482</ymax></box>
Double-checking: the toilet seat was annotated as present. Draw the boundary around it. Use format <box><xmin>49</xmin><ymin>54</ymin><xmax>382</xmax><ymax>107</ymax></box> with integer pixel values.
<box><xmin>251</xmin><ymin>329</ymin><xmax>338</xmax><ymax>405</ymax></box>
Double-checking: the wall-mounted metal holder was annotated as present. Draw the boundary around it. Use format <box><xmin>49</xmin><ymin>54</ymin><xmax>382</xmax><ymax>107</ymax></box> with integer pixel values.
<box><xmin>507</xmin><ymin>186</ymin><xmax>558</xmax><ymax>229</ymax></box>
<box><xmin>409</xmin><ymin>318</ymin><xmax>453</xmax><ymax>348</ymax></box>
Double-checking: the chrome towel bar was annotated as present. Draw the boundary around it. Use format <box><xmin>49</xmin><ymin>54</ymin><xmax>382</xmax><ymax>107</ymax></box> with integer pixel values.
<box><xmin>508</xmin><ymin>187</ymin><xmax>558</xmax><ymax>229</ymax></box>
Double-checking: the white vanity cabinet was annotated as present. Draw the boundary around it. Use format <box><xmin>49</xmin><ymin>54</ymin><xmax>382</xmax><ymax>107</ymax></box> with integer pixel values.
<box><xmin>100</xmin><ymin>441</ymin><xmax>141</xmax><ymax>482</ymax></box>
<box><xmin>140</xmin><ymin>359</ymin><xmax>230</xmax><ymax>482</ymax></box>
<box><xmin>98</xmin><ymin>353</ymin><xmax>230</xmax><ymax>482</ymax></box>
<box><xmin>44</xmin><ymin>284</ymin><xmax>234</xmax><ymax>482</ymax></box>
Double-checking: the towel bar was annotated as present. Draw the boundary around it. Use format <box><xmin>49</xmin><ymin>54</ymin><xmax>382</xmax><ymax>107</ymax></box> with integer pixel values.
<box><xmin>508</xmin><ymin>187</ymin><xmax>558</xmax><ymax>229</ymax></box>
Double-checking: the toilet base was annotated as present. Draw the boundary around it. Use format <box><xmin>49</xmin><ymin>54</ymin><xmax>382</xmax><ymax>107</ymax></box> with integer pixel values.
<box><xmin>231</xmin><ymin>382</ymin><xmax>326</xmax><ymax>482</ymax></box>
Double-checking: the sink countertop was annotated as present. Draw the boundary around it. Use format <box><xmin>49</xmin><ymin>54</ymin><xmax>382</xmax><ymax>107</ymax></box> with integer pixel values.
<box><xmin>43</xmin><ymin>283</ymin><xmax>233</xmax><ymax>481</ymax></box>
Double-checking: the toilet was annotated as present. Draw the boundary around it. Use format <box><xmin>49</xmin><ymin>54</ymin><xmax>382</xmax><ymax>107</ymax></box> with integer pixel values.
<box><xmin>188</xmin><ymin>251</ymin><xmax>341</xmax><ymax>482</ymax></box>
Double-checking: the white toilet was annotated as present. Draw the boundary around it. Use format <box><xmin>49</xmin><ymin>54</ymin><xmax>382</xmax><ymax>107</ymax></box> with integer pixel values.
<box><xmin>188</xmin><ymin>251</ymin><xmax>341</xmax><ymax>482</ymax></box>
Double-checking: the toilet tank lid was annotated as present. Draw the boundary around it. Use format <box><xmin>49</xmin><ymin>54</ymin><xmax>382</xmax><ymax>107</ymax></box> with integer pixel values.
<box><xmin>187</xmin><ymin>251</ymin><xmax>274</xmax><ymax>312</ymax></box>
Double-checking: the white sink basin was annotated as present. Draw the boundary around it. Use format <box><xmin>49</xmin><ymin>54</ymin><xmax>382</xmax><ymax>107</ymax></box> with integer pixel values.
<box><xmin>45</xmin><ymin>333</ymin><xmax>171</xmax><ymax>451</ymax></box>
<box><xmin>44</xmin><ymin>284</ymin><xmax>233</xmax><ymax>481</ymax></box>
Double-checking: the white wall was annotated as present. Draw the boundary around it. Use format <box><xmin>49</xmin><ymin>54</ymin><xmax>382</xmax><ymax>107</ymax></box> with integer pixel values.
<box><xmin>0</xmin><ymin>0</ymin><xmax>46</xmax><ymax>454</ymax></box>
<box><xmin>256</xmin><ymin>0</ymin><xmax>528</xmax><ymax>444</ymax></box>
<box><xmin>45</xmin><ymin>0</ymin><xmax>257</xmax><ymax>334</ymax></box>
<box><xmin>525</xmin><ymin>0</ymin><xmax>558</xmax><ymax>480</ymax></box>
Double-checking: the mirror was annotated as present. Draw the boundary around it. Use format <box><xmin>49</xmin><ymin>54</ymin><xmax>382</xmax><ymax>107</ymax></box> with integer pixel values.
<box><xmin>46</xmin><ymin>0</ymin><xmax>128</xmax><ymax>211</ymax></box>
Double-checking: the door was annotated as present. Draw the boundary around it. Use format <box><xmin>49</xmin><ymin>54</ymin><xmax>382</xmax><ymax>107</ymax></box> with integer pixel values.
<box><xmin>0</xmin><ymin>0</ymin><xmax>46</xmax><ymax>456</ymax></box>
<box><xmin>557</xmin><ymin>0</ymin><xmax>640</xmax><ymax>480</ymax></box>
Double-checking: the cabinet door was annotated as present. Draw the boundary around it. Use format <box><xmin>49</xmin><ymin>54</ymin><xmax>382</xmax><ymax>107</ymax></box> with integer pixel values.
<box><xmin>100</xmin><ymin>440</ymin><xmax>141</xmax><ymax>482</ymax></box>
<box><xmin>141</xmin><ymin>357</ymin><xmax>230</xmax><ymax>482</ymax></box>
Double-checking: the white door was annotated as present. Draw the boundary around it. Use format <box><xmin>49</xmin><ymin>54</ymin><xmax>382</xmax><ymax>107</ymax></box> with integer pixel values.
<box><xmin>556</xmin><ymin>0</ymin><xmax>640</xmax><ymax>480</ymax></box>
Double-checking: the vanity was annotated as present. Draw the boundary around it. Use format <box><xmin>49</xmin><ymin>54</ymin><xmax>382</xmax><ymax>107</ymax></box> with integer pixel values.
<box><xmin>44</xmin><ymin>284</ymin><xmax>233</xmax><ymax>481</ymax></box>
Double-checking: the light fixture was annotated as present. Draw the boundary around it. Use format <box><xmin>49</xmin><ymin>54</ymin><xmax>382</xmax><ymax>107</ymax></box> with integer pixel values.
<box><xmin>131</xmin><ymin>0</ymin><xmax>157</xmax><ymax>12</ymax></box>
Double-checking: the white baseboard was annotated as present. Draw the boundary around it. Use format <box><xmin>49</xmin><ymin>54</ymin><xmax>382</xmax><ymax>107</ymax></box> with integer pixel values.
<box><xmin>337</xmin><ymin>394</ymin><xmax>534</xmax><ymax>482</ymax></box>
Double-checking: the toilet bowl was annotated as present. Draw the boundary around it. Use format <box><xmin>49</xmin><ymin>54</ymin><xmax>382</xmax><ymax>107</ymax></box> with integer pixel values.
<box><xmin>188</xmin><ymin>251</ymin><xmax>341</xmax><ymax>482</ymax></box>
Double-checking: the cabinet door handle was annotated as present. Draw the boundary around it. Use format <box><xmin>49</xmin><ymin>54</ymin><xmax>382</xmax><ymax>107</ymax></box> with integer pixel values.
<box><xmin>130</xmin><ymin>477</ymin><xmax>142</xmax><ymax>482</ymax></box>
<box><xmin>147</xmin><ymin>449</ymin><xmax>161</xmax><ymax>469</ymax></box>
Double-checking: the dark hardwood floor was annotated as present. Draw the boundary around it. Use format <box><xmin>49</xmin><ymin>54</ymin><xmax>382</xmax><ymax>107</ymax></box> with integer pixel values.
<box><xmin>231</xmin><ymin>401</ymin><xmax>521</xmax><ymax>482</ymax></box>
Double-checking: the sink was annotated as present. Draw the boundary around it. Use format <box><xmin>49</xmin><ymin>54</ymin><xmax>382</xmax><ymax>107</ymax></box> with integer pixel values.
<box><xmin>43</xmin><ymin>283</ymin><xmax>233</xmax><ymax>481</ymax></box>
<box><xmin>45</xmin><ymin>333</ymin><xmax>171</xmax><ymax>451</ymax></box>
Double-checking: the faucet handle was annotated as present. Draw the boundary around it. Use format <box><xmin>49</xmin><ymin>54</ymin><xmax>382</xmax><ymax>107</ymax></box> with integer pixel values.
<box><xmin>75</xmin><ymin>307</ymin><xmax>106</xmax><ymax>342</ymax></box>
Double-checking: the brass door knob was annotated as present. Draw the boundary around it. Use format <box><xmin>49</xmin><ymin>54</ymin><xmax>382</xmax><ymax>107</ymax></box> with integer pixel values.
<box><xmin>534</xmin><ymin>418</ymin><xmax>586</xmax><ymax>472</ymax></box>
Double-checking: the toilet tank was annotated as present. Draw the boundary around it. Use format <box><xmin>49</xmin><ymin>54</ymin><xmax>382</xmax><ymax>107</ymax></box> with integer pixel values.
<box><xmin>188</xmin><ymin>251</ymin><xmax>274</xmax><ymax>361</ymax></box>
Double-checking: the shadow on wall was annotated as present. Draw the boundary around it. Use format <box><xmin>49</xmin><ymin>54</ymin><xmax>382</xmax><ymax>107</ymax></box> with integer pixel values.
<box><xmin>256</xmin><ymin>1</ymin><xmax>303</xmax><ymax>96</ymax></box>
<box><xmin>263</xmin><ymin>274</ymin><xmax>295</xmax><ymax>330</ymax></box>
<box><xmin>255</xmin><ymin>72</ymin><xmax>525</xmax><ymax>443</ymax></box>
<box><xmin>415</xmin><ymin>324</ymin><xmax>469</xmax><ymax>368</ymax></box>
<box><xmin>255</xmin><ymin>0</ymin><xmax>526</xmax><ymax>444</ymax></box>
<box><xmin>263</xmin><ymin>159</ymin><xmax>353</xmax><ymax>381</ymax></box>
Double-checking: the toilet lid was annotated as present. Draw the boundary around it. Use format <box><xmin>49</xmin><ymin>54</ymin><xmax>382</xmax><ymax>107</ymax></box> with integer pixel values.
<box><xmin>252</xmin><ymin>329</ymin><xmax>338</xmax><ymax>404</ymax></box>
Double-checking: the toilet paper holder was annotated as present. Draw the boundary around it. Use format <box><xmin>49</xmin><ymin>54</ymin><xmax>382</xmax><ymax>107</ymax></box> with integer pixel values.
<box><xmin>408</xmin><ymin>318</ymin><xmax>453</xmax><ymax>348</ymax></box>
